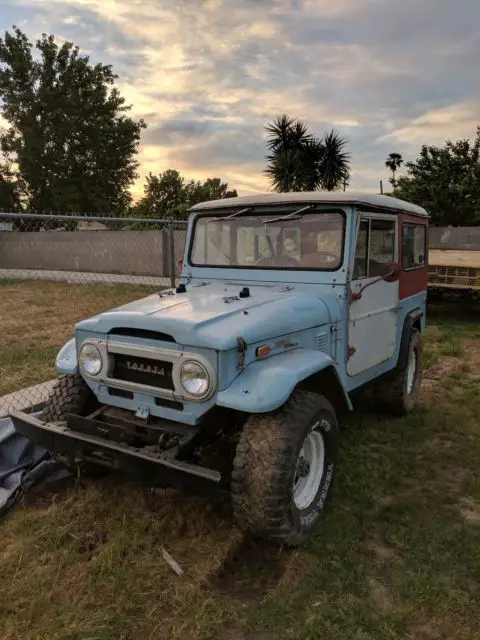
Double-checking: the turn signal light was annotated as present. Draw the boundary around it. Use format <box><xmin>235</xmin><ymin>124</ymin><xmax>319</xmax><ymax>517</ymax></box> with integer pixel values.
<box><xmin>256</xmin><ymin>345</ymin><xmax>270</xmax><ymax>358</ymax></box>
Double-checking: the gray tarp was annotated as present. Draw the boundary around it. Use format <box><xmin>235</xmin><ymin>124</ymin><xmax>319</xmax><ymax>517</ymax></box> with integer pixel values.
<box><xmin>0</xmin><ymin>415</ymin><xmax>68</xmax><ymax>515</ymax></box>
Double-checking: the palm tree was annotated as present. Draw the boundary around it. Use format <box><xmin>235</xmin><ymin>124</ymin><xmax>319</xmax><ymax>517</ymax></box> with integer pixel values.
<box><xmin>264</xmin><ymin>115</ymin><xmax>313</xmax><ymax>192</ymax></box>
<box><xmin>264</xmin><ymin>115</ymin><xmax>351</xmax><ymax>192</ymax></box>
<box><xmin>320</xmin><ymin>130</ymin><xmax>351</xmax><ymax>191</ymax></box>
<box><xmin>385</xmin><ymin>152</ymin><xmax>403</xmax><ymax>188</ymax></box>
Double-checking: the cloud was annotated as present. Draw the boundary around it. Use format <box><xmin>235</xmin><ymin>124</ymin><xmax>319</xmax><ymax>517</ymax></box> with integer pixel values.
<box><xmin>380</xmin><ymin>101</ymin><xmax>480</xmax><ymax>147</ymax></box>
<box><xmin>3</xmin><ymin>0</ymin><xmax>480</xmax><ymax>197</ymax></box>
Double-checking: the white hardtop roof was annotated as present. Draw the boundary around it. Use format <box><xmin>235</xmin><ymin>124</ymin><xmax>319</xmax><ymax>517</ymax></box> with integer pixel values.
<box><xmin>191</xmin><ymin>191</ymin><xmax>428</xmax><ymax>217</ymax></box>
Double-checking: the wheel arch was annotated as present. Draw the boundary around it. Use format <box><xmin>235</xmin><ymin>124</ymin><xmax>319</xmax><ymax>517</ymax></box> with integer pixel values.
<box><xmin>216</xmin><ymin>349</ymin><xmax>352</xmax><ymax>414</ymax></box>
<box><xmin>397</xmin><ymin>308</ymin><xmax>423</xmax><ymax>370</ymax></box>
<box><xmin>297</xmin><ymin>365</ymin><xmax>352</xmax><ymax>415</ymax></box>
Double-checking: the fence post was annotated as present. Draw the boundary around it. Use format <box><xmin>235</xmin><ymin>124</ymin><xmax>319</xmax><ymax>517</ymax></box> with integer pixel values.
<box><xmin>169</xmin><ymin>222</ymin><xmax>176</xmax><ymax>289</ymax></box>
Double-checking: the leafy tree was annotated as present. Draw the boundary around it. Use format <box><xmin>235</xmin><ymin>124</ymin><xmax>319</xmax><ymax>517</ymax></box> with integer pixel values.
<box><xmin>395</xmin><ymin>128</ymin><xmax>480</xmax><ymax>226</ymax></box>
<box><xmin>134</xmin><ymin>170</ymin><xmax>237</xmax><ymax>224</ymax></box>
<box><xmin>135</xmin><ymin>170</ymin><xmax>187</xmax><ymax>221</ymax></box>
<box><xmin>0</xmin><ymin>26</ymin><xmax>145</xmax><ymax>214</ymax></box>
<box><xmin>0</xmin><ymin>160</ymin><xmax>22</xmax><ymax>211</ymax></box>
<box><xmin>264</xmin><ymin>115</ymin><xmax>351</xmax><ymax>192</ymax></box>
<box><xmin>385</xmin><ymin>152</ymin><xmax>403</xmax><ymax>187</ymax></box>
<box><xmin>189</xmin><ymin>177</ymin><xmax>237</xmax><ymax>203</ymax></box>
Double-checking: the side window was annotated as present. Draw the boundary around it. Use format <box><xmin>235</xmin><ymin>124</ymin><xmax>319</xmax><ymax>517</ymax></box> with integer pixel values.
<box><xmin>353</xmin><ymin>220</ymin><xmax>369</xmax><ymax>279</ymax></box>
<box><xmin>352</xmin><ymin>217</ymin><xmax>396</xmax><ymax>279</ymax></box>
<box><xmin>369</xmin><ymin>219</ymin><xmax>396</xmax><ymax>277</ymax></box>
<box><xmin>403</xmin><ymin>224</ymin><xmax>426</xmax><ymax>270</ymax></box>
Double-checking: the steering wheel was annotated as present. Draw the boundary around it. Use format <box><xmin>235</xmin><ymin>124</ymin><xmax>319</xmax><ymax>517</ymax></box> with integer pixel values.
<box><xmin>255</xmin><ymin>256</ymin><xmax>299</xmax><ymax>268</ymax></box>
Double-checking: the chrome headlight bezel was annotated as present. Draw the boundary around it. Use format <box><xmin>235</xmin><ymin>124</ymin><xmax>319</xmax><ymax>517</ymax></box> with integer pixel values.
<box><xmin>179</xmin><ymin>359</ymin><xmax>213</xmax><ymax>399</ymax></box>
<box><xmin>79</xmin><ymin>342</ymin><xmax>103</xmax><ymax>377</ymax></box>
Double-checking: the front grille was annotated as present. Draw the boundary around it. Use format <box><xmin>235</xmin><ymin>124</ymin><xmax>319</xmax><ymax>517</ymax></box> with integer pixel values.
<box><xmin>428</xmin><ymin>265</ymin><xmax>480</xmax><ymax>287</ymax></box>
<box><xmin>112</xmin><ymin>354</ymin><xmax>174</xmax><ymax>390</ymax></box>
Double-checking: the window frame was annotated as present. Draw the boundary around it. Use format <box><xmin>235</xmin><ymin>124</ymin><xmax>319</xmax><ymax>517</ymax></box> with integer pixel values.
<box><xmin>402</xmin><ymin>222</ymin><xmax>427</xmax><ymax>272</ymax></box>
<box><xmin>188</xmin><ymin>207</ymin><xmax>347</xmax><ymax>272</ymax></box>
<box><xmin>352</xmin><ymin>214</ymin><xmax>398</xmax><ymax>280</ymax></box>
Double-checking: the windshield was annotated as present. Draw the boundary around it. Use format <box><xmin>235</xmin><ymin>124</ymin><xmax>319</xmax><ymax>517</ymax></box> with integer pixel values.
<box><xmin>190</xmin><ymin>210</ymin><xmax>345</xmax><ymax>270</ymax></box>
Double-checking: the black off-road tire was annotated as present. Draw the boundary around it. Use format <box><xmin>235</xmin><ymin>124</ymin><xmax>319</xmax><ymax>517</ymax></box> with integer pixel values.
<box><xmin>41</xmin><ymin>374</ymin><xmax>103</xmax><ymax>476</ymax></box>
<box><xmin>41</xmin><ymin>373</ymin><xmax>96</xmax><ymax>422</ymax></box>
<box><xmin>231</xmin><ymin>390</ymin><xmax>340</xmax><ymax>546</ymax></box>
<box><xmin>373</xmin><ymin>329</ymin><xmax>422</xmax><ymax>416</ymax></box>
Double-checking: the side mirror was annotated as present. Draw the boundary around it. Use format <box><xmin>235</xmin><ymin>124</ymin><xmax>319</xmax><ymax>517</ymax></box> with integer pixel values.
<box><xmin>380</xmin><ymin>261</ymin><xmax>401</xmax><ymax>283</ymax></box>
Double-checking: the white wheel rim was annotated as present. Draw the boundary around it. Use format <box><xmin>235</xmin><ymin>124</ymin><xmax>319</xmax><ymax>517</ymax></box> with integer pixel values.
<box><xmin>407</xmin><ymin>348</ymin><xmax>417</xmax><ymax>395</ymax></box>
<box><xmin>293</xmin><ymin>423</ymin><xmax>326</xmax><ymax>511</ymax></box>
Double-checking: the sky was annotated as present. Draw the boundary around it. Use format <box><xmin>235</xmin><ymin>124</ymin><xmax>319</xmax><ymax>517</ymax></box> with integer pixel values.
<box><xmin>2</xmin><ymin>0</ymin><xmax>480</xmax><ymax>198</ymax></box>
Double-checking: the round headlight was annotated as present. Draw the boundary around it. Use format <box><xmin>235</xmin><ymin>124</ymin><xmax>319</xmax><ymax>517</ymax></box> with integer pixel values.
<box><xmin>180</xmin><ymin>361</ymin><xmax>210</xmax><ymax>397</ymax></box>
<box><xmin>79</xmin><ymin>343</ymin><xmax>103</xmax><ymax>376</ymax></box>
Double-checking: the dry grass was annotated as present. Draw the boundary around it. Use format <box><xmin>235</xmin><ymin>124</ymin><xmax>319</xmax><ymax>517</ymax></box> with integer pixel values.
<box><xmin>0</xmin><ymin>280</ymin><xmax>158</xmax><ymax>395</ymax></box>
<box><xmin>1</xmin><ymin>287</ymin><xmax>480</xmax><ymax>639</ymax></box>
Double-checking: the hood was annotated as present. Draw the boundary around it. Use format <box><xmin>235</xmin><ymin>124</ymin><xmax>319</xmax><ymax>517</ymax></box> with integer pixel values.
<box><xmin>76</xmin><ymin>282</ymin><xmax>339</xmax><ymax>350</ymax></box>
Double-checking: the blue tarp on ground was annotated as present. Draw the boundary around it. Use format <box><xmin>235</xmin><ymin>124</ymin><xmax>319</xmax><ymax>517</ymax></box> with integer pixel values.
<box><xmin>0</xmin><ymin>415</ymin><xmax>68</xmax><ymax>516</ymax></box>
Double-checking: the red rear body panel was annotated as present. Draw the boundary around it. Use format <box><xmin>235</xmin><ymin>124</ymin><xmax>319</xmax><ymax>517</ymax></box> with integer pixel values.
<box><xmin>398</xmin><ymin>213</ymin><xmax>428</xmax><ymax>300</ymax></box>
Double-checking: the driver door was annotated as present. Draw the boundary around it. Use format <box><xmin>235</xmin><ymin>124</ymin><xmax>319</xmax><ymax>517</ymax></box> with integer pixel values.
<box><xmin>347</xmin><ymin>215</ymin><xmax>399</xmax><ymax>377</ymax></box>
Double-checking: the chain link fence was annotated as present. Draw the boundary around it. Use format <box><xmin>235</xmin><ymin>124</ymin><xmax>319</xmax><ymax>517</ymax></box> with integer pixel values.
<box><xmin>0</xmin><ymin>212</ymin><xmax>188</xmax><ymax>416</ymax></box>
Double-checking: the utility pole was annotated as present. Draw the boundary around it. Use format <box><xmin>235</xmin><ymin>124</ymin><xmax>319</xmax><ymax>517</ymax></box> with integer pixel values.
<box><xmin>380</xmin><ymin>180</ymin><xmax>384</xmax><ymax>195</ymax></box>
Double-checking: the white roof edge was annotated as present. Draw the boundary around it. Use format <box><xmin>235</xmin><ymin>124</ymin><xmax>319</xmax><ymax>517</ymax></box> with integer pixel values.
<box><xmin>190</xmin><ymin>191</ymin><xmax>428</xmax><ymax>217</ymax></box>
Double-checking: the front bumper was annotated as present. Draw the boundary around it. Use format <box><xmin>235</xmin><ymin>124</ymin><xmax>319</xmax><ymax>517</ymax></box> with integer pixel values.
<box><xmin>10</xmin><ymin>410</ymin><xmax>222</xmax><ymax>496</ymax></box>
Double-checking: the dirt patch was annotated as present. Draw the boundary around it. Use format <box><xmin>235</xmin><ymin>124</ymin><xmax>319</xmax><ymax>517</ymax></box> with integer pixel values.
<box><xmin>368</xmin><ymin>577</ymin><xmax>394</xmax><ymax>613</ymax></box>
<box><xmin>211</xmin><ymin>536</ymin><xmax>287</xmax><ymax>599</ymax></box>
<box><xmin>463</xmin><ymin>338</ymin><xmax>480</xmax><ymax>378</ymax></box>
<box><xmin>407</xmin><ymin>617</ymin><xmax>474</xmax><ymax>640</ymax></box>
<box><xmin>420</xmin><ymin>356</ymin><xmax>463</xmax><ymax>405</ymax></box>
<box><xmin>225</xmin><ymin>632</ymin><xmax>273</xmax><ymax>640</ymax></box>
<box><xmin>459</xmin><ymin>497</ymin><xmax>480</xmax><ymax>525</ymax></box>
<box><xmin>436</xmin><ymin>466</ymin><xmax>471</xmax><ymax>494</ymax></box>
<box><xmin>365</xmin><ymin>535</ymin><xmax>396</xmax><ymax>564</ymax></box>
<box><xmin>277</xmin><ymin>549</ymin><xmax>320</xmax><ymax>588</ymax></box>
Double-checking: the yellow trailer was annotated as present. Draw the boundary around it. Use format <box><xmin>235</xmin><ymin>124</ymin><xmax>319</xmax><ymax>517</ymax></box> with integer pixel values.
<box><xmin>428</xmin><ymin>249</ymin><xmax>480</xmax><ymax>292</ymax></box>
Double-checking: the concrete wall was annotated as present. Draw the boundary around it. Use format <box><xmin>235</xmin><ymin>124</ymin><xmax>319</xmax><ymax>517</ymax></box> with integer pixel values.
<box><xmin>0</xmin><ymin>229</ymin><xmax>188</xmax><ymax>277</ymax></box>
<box><xmin>429</xmin><ymin>227</ymin><xmax>480</xmax><ymax>250</ymax></box>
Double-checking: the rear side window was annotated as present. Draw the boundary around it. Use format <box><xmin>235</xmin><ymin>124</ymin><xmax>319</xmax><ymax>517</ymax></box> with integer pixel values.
<box><xmin>403</xmin><ymin>224</ymin><xmax>426</xmax><ymax>270</ymax></box>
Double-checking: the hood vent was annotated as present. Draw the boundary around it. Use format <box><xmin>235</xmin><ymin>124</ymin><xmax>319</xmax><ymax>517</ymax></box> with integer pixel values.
<box><xmin>108</xmin><ymin>328</ymin><xmax>175</xmax><ymax>343</ymax></box>
<box><xmin>315</xmin><ymin>332</ymin><xmax>329</xmax><ymax>352</ymax></box>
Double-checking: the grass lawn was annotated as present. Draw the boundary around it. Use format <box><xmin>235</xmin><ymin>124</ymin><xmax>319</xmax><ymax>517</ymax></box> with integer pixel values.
<box><xmin>0</xmin><ymin>283</ymin><xmax>479</xmax><ymax>639</ymax></box>
<box><xmin>0</xmin><ymin>280</ymin><xmax>158</xmax><ymax>395</ymax></box>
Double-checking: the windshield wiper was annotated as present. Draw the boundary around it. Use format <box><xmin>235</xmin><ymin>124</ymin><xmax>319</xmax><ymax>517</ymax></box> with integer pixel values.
<box><xmin>211</xmin><ymin>207</ymin><xmax>252</xmax><ymax>221</ymax></box>
<box><xmin>262</xmin><ymin>204</ymin><xmax>313</xmax><ymax>224</ymax></box>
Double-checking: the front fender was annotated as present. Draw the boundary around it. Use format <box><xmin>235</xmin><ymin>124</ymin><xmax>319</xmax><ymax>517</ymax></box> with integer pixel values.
<box><xmin>216</xmin><ymin>349</ymin><xmax>349</xmax><ymax>413</ymax></box>
<box><xmin>56</xmin><ymin>338</ymin><xmax>78</xmax><ymax>375</ymax></box>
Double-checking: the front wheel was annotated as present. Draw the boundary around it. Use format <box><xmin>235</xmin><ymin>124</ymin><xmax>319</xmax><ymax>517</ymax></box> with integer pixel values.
<box><xmin>231</xmin><ymin>390</ymin><xmax>340</xmax><ymax>546</ymax></box>
<box><xmin>41</xmin><ymin>373</ymin><xmax>104</xmax><ymax>476</ymax></box>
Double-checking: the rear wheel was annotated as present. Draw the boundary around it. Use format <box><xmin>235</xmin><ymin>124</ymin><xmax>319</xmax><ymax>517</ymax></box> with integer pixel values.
<box><xmin>231</xmin><ymin>390</ymin><xmax>339</xmax><ymax>546</ymax></box>
<box><xmin>373</xmin><ymin>329</ymin><xmax>422</xmax><ymax>415</ymax></box>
